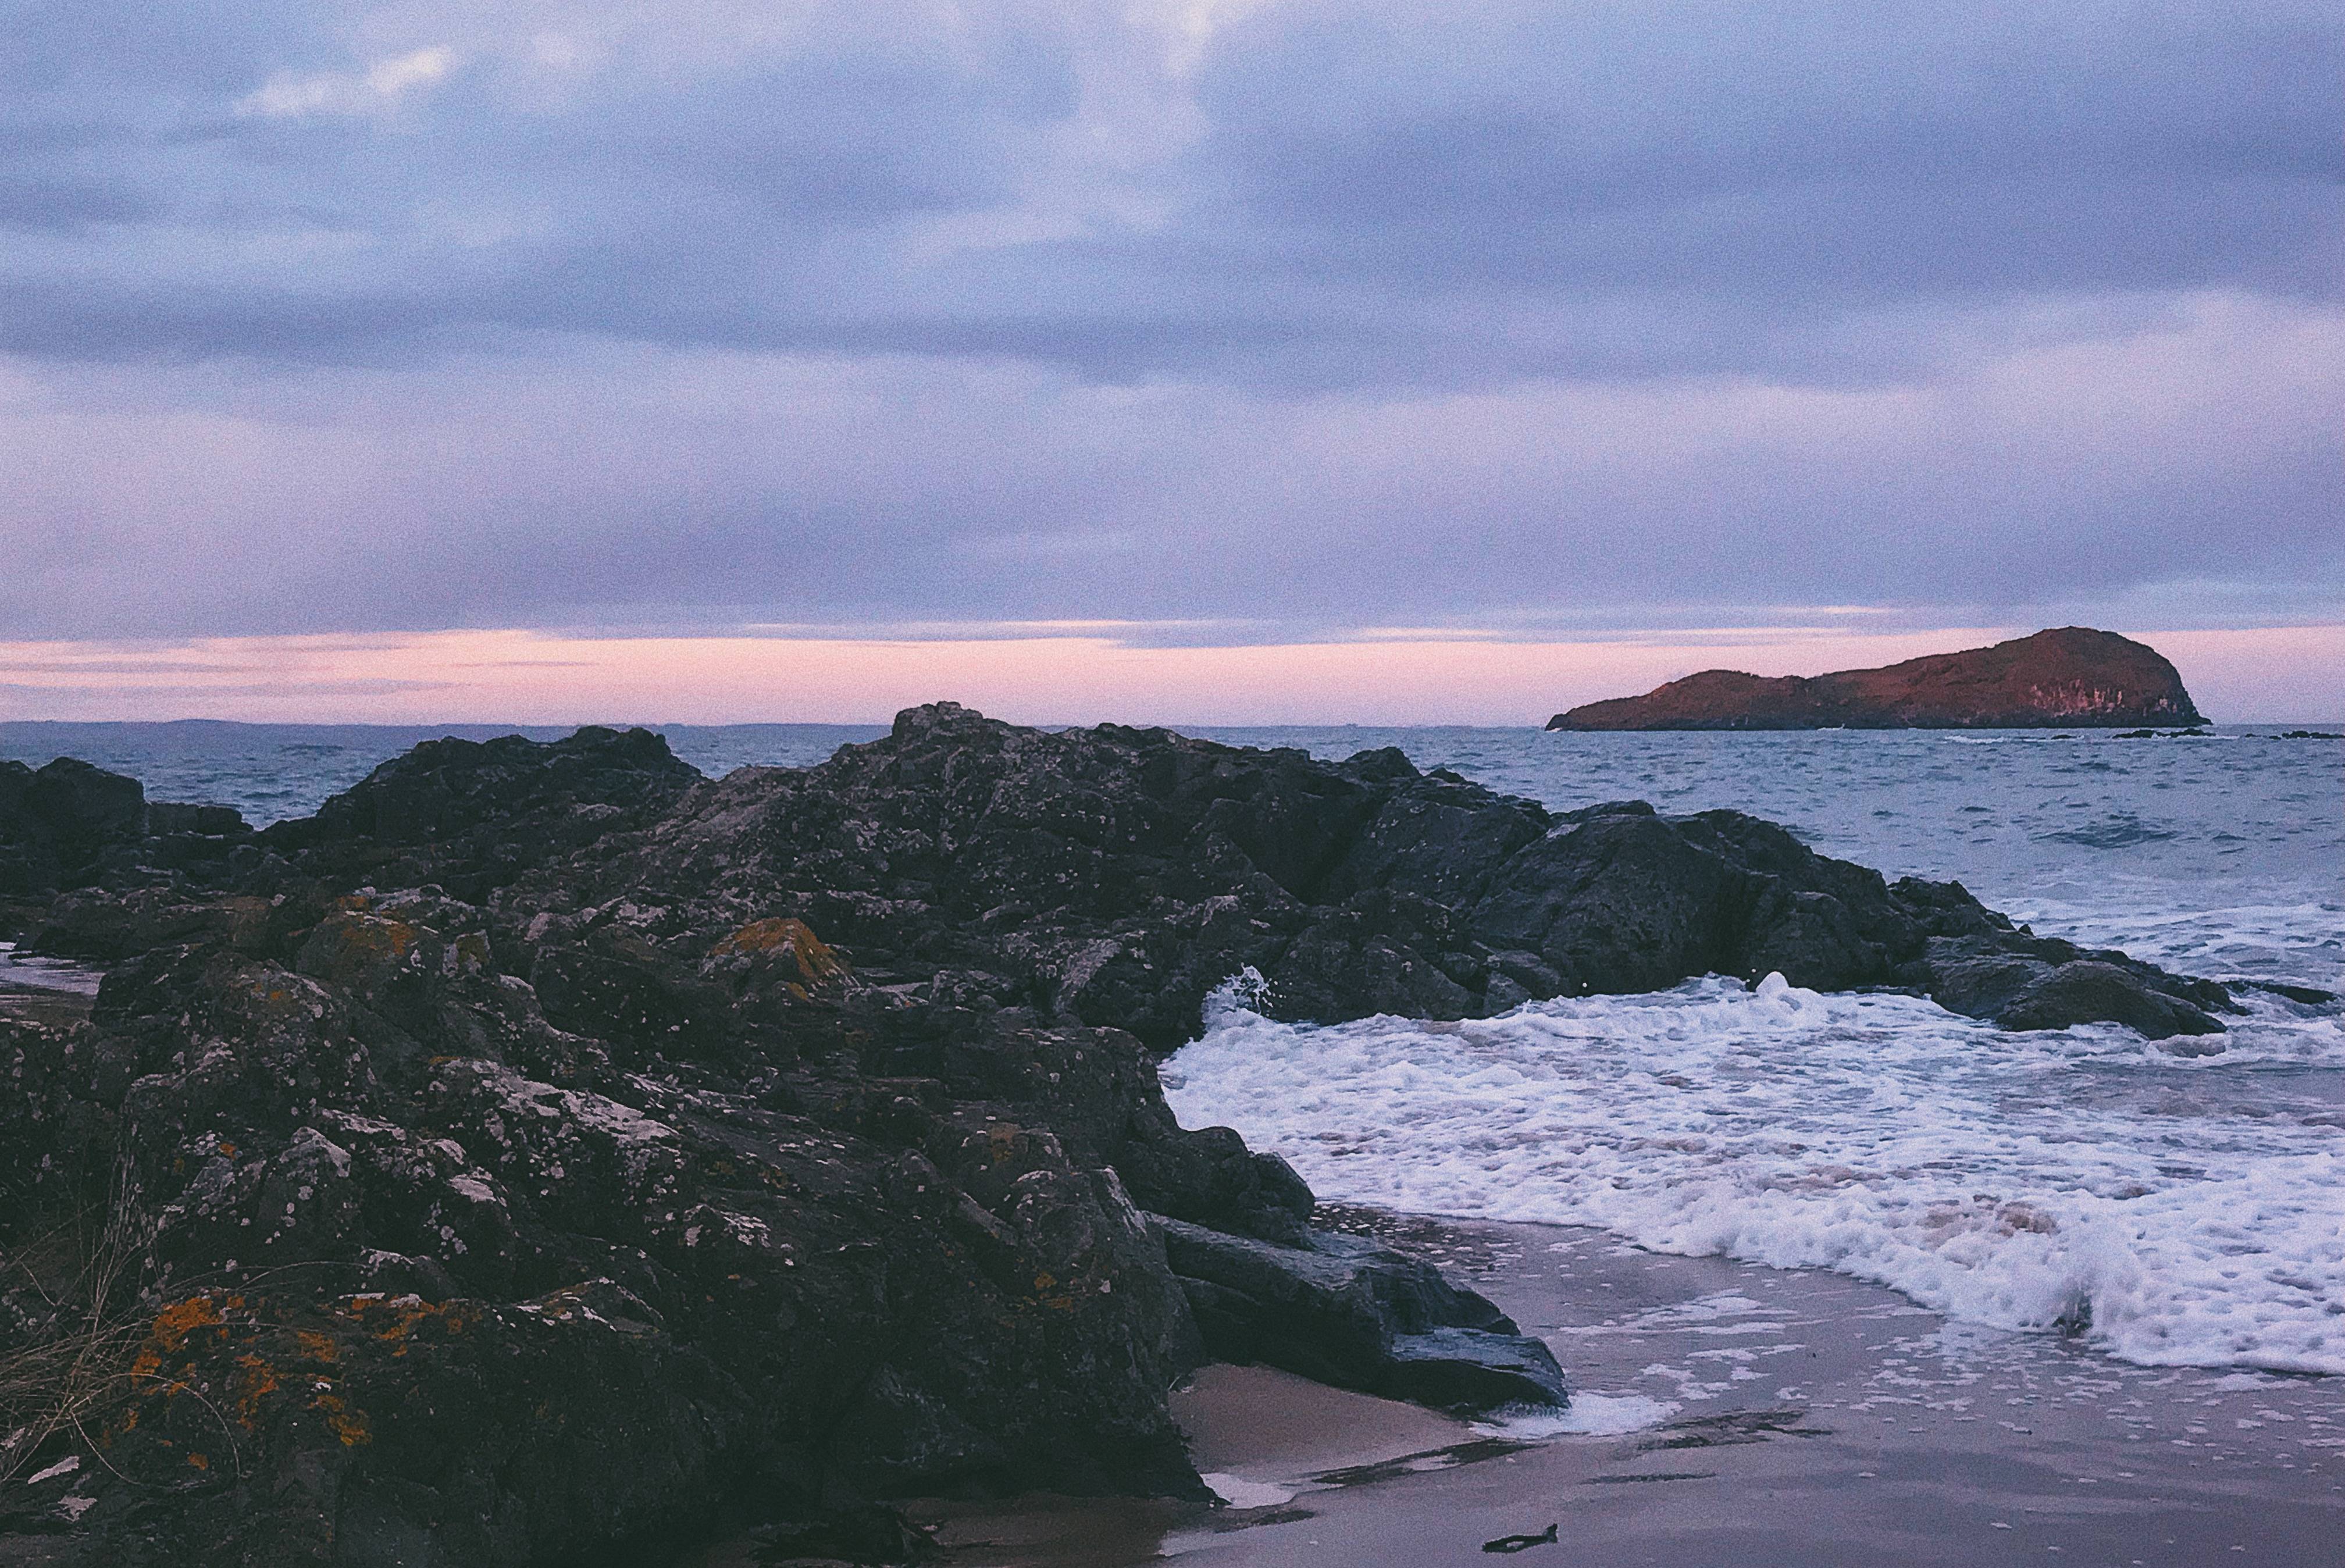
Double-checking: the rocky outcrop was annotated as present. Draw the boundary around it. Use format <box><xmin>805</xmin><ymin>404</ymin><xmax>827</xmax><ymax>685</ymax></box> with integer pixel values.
<box><xmin>1548</xmin><ymin>628</ymin><xmax>2205</xmax><ymax>730</ymax></box>
<box><xmin>1</xmin><ymin>758</ymin><xmax>152</xmax><ymax>899</ymax></box>
<box><xmin>0</xmin><ymin>707</ymin><xmax>2247</xmax><ymax>1564</ymax></box>
<box><xmin>506</xmin><ymin>703</ymin><xmax>2230</xmax><ymax>1047</ymax></box>
<box><xmin>258</xmin><ymin>725</ymin><xmax>704</xmax><ymax>902</ymax></box>
<box><xmin>1</xmin><ymin>759</ymin><xmax>253</xmax><ymax>945</ymax></box>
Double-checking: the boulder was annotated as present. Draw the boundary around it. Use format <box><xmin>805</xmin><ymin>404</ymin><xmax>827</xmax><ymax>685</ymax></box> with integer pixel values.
<box><xmin>1152</xmin><ymin>1217</ymin><xmax>1569</xmax><ymax>1414</ymax></box>
<box><xmin>1918</xmin><ymin>936</ymin><xmax>2227</xmax><ymax>1041</ymax></box>
<box><xmin>0</xmin><ymin>758</ymin><xmax>148</xmax><ymax>895</ymax></box>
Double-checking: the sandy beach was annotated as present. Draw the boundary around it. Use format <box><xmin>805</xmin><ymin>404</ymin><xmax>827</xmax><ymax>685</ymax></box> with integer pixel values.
<box><xmin>885</xmin><ymin>1210</ymin><xmax>2345</xmax><ymax>1567</ymax></box>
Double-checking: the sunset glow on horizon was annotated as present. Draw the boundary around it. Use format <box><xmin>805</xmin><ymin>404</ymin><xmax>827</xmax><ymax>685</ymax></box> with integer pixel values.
<box><xmin>2</xmin><ymin>622</ymin><xmax>2337</xmax><ymax>729</ymax></box>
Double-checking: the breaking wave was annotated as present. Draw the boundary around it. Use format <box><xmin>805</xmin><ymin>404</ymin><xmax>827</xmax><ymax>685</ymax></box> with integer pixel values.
<box><xmin>1167</xmin><ymin>975</ymin><xmax>2345</xmax><ymax>1375</ymax></box>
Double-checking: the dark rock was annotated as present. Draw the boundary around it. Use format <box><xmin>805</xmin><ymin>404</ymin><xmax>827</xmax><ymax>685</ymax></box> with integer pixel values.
<box><xmin>145</xmin><ymin>802</ymin><xmax>247</xmax><ymax>839</ymax></box>
<box><xmin>1997</xmin><ymin>961</ymin><xmax>2225</xmax><ymax>1043</ymax></box>
<box><xmin>501</xmin><ymin>701</ymin><xmax>2221</xmax><ymax>1045</ymax></box>
<box><xmin>2240</xmin><ymin>979</ymin><xmax>2337</xmax><ymax>1006</ymax></box>
<box><xmin>750</xmin><ymin>1505</ymin><xmax>936</xmax><ymax>1565</ymax></box>
<box><xmin>1482</xmin><ymin>1523</ymin><xmax>1560</xmax><ymax>1553</ymax></box>
<box><xmin>1152</xmin><ymin>1217</ymin><xmax>1568</xmax><ymax>1414</ymax></box>
<box><xmin>258</xmin><ymin>725</ymin><xmax>704</xmax><ymax>900</ymax></box>
<box><xmin>1549</xmin><ymin>628</ymin><xmax>2205</xmax><ymax>730</ymax></box>
<box><xmin>0</xmin><ymin>759</ymin><xmax>148</xmax><ymax>896</ymax></box>
<box><xmin>0</xmin><ymin>707</ymin><xmax>2256</xmax><ymax>1564</ymax></box>
<box><xmin>2</xmin><ymin>947</ymin><xmax>1216</xmax><ymax>1563</ymax></box>
<box><xmin>1919</xmin><ymin>936</ymin><xmax>2227</xmax><ymax>1041</ymax></box>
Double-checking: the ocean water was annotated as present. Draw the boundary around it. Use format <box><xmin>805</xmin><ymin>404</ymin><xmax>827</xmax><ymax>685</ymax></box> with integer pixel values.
<box><xmin>0</xmin><ymin>721</ymin><xmax>888</xmax><ymax>828</ymax></box>
<box><xmin>5</xmin><ymin>719</ymin><xmax>2341</xmax><ymax>1373</ymax></box>
<box><xmin>1158</xmin><ymin>726</ymin><xmax>2345</xmax><ymax>1377</ymax></box>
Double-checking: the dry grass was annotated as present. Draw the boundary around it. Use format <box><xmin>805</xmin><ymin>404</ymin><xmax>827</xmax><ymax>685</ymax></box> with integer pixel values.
<box><xmin>0</xmin><ymin>1159</ymin><xmax>156</xmax><ymax>1483</ymax></box>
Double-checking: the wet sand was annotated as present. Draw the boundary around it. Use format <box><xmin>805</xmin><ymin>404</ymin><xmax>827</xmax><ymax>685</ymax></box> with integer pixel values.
<box><xmin>903</xmin><ymin>1211</ymin><xmax>2345</xmax><ymax>1567</ymax></box>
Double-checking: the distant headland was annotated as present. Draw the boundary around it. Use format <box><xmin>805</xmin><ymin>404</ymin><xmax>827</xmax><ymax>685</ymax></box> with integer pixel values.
<box><xmin>1547</xmin><ymin>628</ymin><xmax>2205</xmax><ymax>731</ymax></box>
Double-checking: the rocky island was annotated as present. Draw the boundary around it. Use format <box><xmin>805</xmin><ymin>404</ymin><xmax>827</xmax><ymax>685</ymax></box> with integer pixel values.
<box><xmin>1547</xmin><ymin>627</ymin><xmax>2205</xmax><ymax>730</ymax></box>
<box><xmin>0</xmin><ymin>706</ymin><xmax>2244</xmax><ymax>1564</ymax></box>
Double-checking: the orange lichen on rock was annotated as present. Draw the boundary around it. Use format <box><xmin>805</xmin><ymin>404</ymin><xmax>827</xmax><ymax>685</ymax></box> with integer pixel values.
<box><xmin>311</xmin><ymin>1390</ymin><xmax>371</xmax><ymax>1447</ymax></box>
<box><xmin>230</xmin><ymin>1354</ymin><xmax>282</xmax><ymax>1428</ymax></box>
<box><xmin>709</xmin><ymin>917</ymin><xmax>847</xmax><ymax>988</ymax></box>
<box><xmin>134</xmin><ymin>1296</ymin><xmax>226</xmax><ymax>1379</ymax></box>
<box><xmin>335</xmin><ymin>1293</ymin><xmax>476</xmax><ymax>1353</ymax></box>
<box><xmin>325</xmin><ymin>914</ymin><xmax>420</xmax><ymax>965</ymax></box>
<box><xmin>129</xmin><ymin>1295</ymin><xmax>238</xmax><ymax>1402</ymax></box>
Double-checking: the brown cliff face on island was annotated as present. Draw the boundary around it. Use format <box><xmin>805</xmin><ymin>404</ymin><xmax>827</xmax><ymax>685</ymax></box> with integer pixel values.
<box><xmin>1548</xmin><ymin>628</ymin><xmax>2205</xmax><ymax>731</ymax></box>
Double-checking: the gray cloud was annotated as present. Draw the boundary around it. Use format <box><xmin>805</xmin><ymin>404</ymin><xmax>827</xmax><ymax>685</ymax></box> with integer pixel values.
<box><xmin>0</xmin><ymin>0</ymin><xmax>2336</xmax><ymax>648</ymax></box>
<box><xmin>2</xmin><ymin>0</ymin><xmax>2332</xmax><ymax>376</ymax></box>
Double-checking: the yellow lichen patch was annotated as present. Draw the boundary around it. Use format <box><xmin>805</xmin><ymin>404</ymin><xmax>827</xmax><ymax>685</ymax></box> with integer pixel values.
<box><xmin>293</xmin><ymin>1330</ymin><xmax>340</xmax><ymax>1363</ymax></box>
<box><xmin>187</xmin><ymin>1451</ymin><xmax>208</xmax><ymax>1470</ymax></box>
<box><xmin>709</xmin><ymin>918</ymin><xmax>847</xmax><ymax>988</ymax></box>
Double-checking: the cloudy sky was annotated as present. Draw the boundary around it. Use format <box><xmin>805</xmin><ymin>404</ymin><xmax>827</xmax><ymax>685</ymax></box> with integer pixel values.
<box><xmin>2</xmin><ymin>0</ymin><xmax>2339</xmax><ymax>721</ymax></box>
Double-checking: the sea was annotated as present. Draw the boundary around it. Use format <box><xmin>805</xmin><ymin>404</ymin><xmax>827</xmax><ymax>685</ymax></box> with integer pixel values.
<box><xmin>3</xmin><ymin>719</ymin><xmax>2341</xmax><ymax>1377</ymax></box>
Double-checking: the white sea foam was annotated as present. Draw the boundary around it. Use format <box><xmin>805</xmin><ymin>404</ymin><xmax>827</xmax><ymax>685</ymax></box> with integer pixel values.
<box><xmin>1477</xmin><ymin>1392</ymin><xmax>1680</xmax><ymax>1438</ymax></box>
<box><xmin>2003</xmin><ymin>895</ymin><xmax>2344</xmax><ymax>988</ymax></box>
<box><xmin>1199</xmin><ymin>1472</ymin><xmax>1296</xmax><ymax>1508</ymax></box>
<box><xmin>1167</xmin><ymin>976</ymin><xmax>2345</xmax><ymax>1376</ymax></box>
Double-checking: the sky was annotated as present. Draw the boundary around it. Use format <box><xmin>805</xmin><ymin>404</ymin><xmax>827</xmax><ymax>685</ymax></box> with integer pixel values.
<box><xmin>1</xmin><ymin>0</ymin><xmax>2339</xmax><ymax>722</ymax></box>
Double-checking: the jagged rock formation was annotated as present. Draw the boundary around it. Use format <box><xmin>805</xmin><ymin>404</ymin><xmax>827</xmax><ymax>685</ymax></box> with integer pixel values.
<box><xmin>0</xmin><ymin>707</ymin><xmax>2250</xmax><ymax>1563</ymax></box>
<box><xmin>1548</xmin><ymin>628</ymin><xmax>2205</xmax><ymax>730</ymax></box>
<box><xmin>0</xmin><ymin>757</ymin><xmax>241</xmax><ymax>903</ymax></box>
